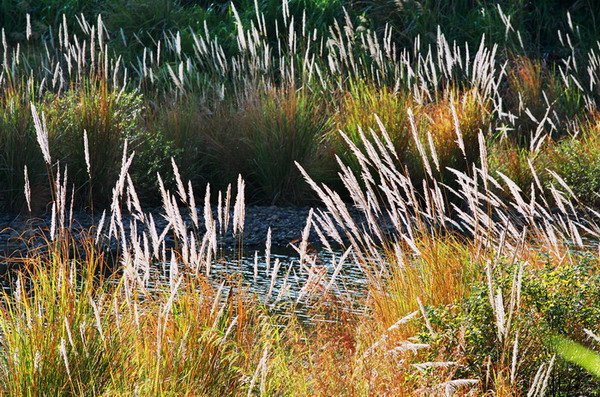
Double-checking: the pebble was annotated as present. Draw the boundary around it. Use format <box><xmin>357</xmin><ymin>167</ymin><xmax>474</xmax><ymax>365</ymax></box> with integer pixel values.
<box><xmin>0</xmin><ymin>205</ymin><xmax>354</xmax><ymax>257</ymax></box>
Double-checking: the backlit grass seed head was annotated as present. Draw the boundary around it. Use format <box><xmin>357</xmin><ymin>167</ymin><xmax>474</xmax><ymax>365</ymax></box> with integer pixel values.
<box><xmin>30</xmin><ymin>104</ymin><xmax>51</xmax><ymax>165</ymax></box>
<box><xmin>23</xmin><ymin>166</ymin><xmax>31</xmax><ymax>212</ymax></box>
<box><xmin>233</xmin><ymin>175</ymin><xmax>245</xmax><ymax>237</ymax></box>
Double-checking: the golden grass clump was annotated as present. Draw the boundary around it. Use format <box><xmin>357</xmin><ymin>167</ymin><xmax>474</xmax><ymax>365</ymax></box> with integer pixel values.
<box><xmin>375</xmin><ymin>234</ymin><xmax>478</xmax><ymax>326</ymax></box>
<box><xmin>0</xmin><ymin>234</ymin><xmax>282</xmax><ymax>396</ymax></box>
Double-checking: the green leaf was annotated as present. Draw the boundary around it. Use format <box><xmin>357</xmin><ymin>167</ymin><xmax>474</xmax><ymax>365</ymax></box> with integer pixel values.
<box><xmin>552</xmin><ymin>335</ymin><xmax>600</xmax><ymax>378</ymax></box>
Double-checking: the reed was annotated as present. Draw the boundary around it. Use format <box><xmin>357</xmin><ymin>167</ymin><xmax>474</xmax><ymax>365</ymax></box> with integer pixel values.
<box><xmin>1</xmin><ymin>2</ymin><xmax>597</xmax><ymax>207</ymax></box>
<box><xmin>0</xmin><ymin>2</ymin><xmax>599</xmax><ymax>395</ymax></box>
<box><xmin>0</xmin><ymin>85</ymin><xmax>47</xmax><ymax>212</ymax></box>
<box><xmin>296</xmin><ymin>101</ymin><xmax>599</xmax><ymax>394</ymax></box>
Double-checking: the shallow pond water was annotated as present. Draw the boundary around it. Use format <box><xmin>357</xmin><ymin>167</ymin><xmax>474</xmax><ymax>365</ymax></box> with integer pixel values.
<box><xmin>143</xmin><ymin>246</ymin><xmax>370</xmax><ymax>323</ymax></box>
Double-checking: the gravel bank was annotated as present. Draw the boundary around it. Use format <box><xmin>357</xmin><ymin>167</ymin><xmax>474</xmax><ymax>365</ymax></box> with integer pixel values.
<box><xmin>0</xmin><ymin>206</ymin><xmax>335</xmax><ymax>257</ymax></box>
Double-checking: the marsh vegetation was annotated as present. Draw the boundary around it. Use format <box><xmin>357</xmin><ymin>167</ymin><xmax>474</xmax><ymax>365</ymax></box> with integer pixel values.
<box><xmin>0</xmin><ymin>1</ymin><xmax>599</xmax><ymax>395</ymax></box>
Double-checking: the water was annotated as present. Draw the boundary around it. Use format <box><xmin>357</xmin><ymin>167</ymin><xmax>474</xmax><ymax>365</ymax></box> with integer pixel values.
<box><xmin>2</xmin><ymin>234</ymin><xmax>598</xmax><ymax>323</ymax></box>
<box><xmin>146</xmin><ymin>246</ymin><xmax>369</xmax><ymax>323</ymax></box>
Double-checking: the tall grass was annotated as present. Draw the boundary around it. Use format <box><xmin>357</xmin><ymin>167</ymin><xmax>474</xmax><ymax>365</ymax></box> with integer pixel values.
<box><xmin>244</xmin><ymin>88</ymin><xmax>332</xmax><ymax>204</ymax></box>
<box><xmin>2</xmin><ymin>3</ymin><xmax>598</xmax><ymax>208</ymax></box>
<box><xmin>296</xmin><ymin>100</ymin><xmax>599</xmax><ymax>393</ymax></box>
<box><xmin>0</xmin><ymin>86</ymin><xmax>46</xmax><ymax>212</ymax></box>
<box><xmin>0</xmin><ymin>133</ymin><xmax>292</xmax><ymax>394</ymax></box>
<box><xmin>0</xmin><ymin>234</ymin><xmax>281</xmax><ymax>395</ymax></box>
<box><xmin>330</xmin><ymin>82</ymin><xmax>415</xmax><ymax>175</ymax></box>
<box><xmin>0</xmin><ymin>4</ymin><xmax>599</xmax><ymax>394</ymax></box>
<box><xmin>44</xmin><ymin>79</ymin><xmax>143</xmax><ymax>206</ymax></box>
<box><xmin>146</xmin><ymin>88</ymin><xmax>332</xmax><ymax>204</ymax></box>
<box><xmin>356</xmin><ymin>0</ymin><xmax>600</xmax><ymax>56</ymax></box>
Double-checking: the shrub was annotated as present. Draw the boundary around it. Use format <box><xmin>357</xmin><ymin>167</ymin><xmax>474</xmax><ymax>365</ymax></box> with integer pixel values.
<box><xmin>545</xmin><ymin>121</ymin><xmax>600</xmax><ymax>205</ymax></box>
<box><xmin>427</xmin><ymin>254</ymin><xmax>600</xmax><ymax>395</ymax></box>
<box><xmin>356</xmin><ymin>1</ymin><xmax>600</xmax><ymax>56</ymax></box>
<box><xmin>101</xmin><ymin>0</ymin><xmax>231</xmax><ymax>59</ymax></box>
<box><xmin>488</xmin><ymin>115</ymin><xmax>600</xmax><ymax>206</ymax></box>
<box><xmin>128</xmin><ymin>126</ymin><xmax>181</xmax><ymax>202</ymax></box>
